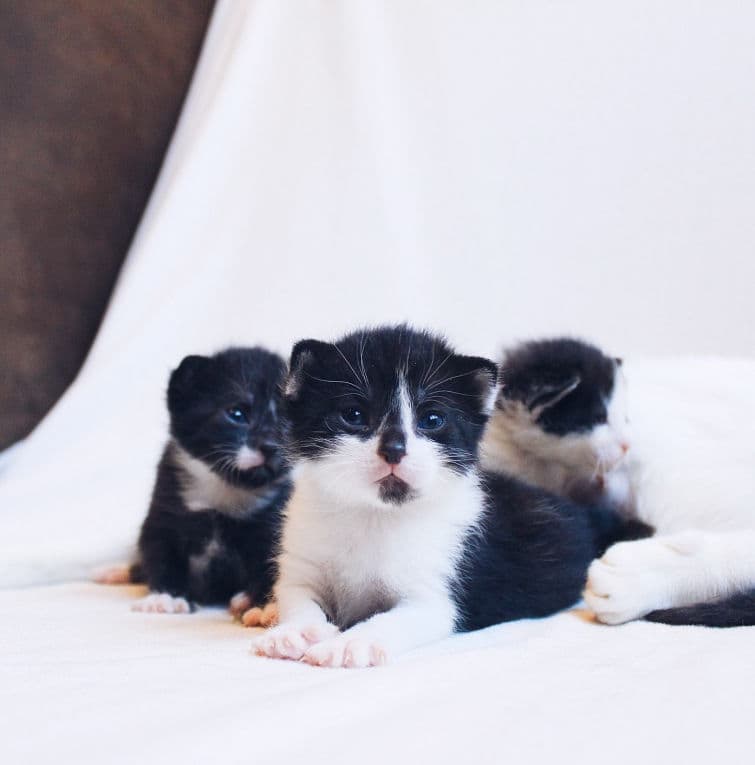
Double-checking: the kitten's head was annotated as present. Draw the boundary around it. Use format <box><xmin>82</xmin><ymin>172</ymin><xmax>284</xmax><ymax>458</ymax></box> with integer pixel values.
<box><xmin>167</xmin><ymin>347</ymin><xmax>288</xmax><ymax>488</ymax></box>
<box><xmin>284</xmin><ymin>325</ymin><xmax>497</xmax><ymax>508</ymax></box>
<box><xmin>496</xmin><ymin>338</ymin><xmax>629</xmax><ymax>472</ymax></box>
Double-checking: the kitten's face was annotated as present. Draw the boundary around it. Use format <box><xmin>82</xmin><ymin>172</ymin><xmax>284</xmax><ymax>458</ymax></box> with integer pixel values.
<box><xmin>285</xmin><ymin>326</ymin><xmax>497</xmax><ymax>509</ymax></box>
<box><xmin>167</xmin><ymin>348</ymin><xmax>288</xmax><ymax>489</ymax></box>
<box><xmin>497</xmin><ymin>339</ymin><xmax>630</xmax><ymax>473</ymax></box>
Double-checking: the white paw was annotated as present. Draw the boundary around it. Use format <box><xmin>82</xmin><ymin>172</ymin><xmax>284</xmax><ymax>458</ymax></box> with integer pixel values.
<box><xmin>251</xmin><ymin>622</ymin><xmax>338</xmax><ymax>661</ymax></box>
<box><xmin>585</xmin><ymin>534</ymin><xmax>703</xmax><ymax>624</ymax></box>
<box><xmin>242</xmin><ymin>602</ymin><xmax>279</xmax><ymax>628</ymax></box>
<box><xmin>131</xmin><ymin>592</ymin><xmax>192</xmax><ymax>614</ymax></box>
<box><xmin>92</xmin><ymin>564</ymin><xmax>132</xmax><ymax>585</ymax></box>
<box><xmin>229</xmin><ymin>592</ymin><xmax>253</xmax><ymax>619</ymax></box>
<box><xmin>302</xmin><ymin>634</ymin><xmax>388</xmax><ymax>669</ymax></box>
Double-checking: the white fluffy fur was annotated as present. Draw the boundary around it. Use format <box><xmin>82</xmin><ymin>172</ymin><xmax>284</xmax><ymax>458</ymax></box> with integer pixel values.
<box><xmin>586</xmin><ymin>358</ymin><xmax>755</xmax><ymax>623</ymax></box>
<box><xmin>252</xmin><ymin>382</ymin><xmax>485</xmax><ymax>667</ymax></box>
<box><xmin>174</xmin><ymin>444</ymin><xmax>271</xmax><ymax>515</ymax></box>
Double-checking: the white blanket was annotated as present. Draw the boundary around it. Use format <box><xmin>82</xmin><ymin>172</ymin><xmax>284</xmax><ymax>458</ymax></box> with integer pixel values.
<box><xmin>1</xmin><ymin>583</ymin><xmax>752</xmax><ymax>764</ymax></box>
<box><xmin>1</xmin><ymin>2</ymin><xmax>754</xmax><ymax>761</ymax></box>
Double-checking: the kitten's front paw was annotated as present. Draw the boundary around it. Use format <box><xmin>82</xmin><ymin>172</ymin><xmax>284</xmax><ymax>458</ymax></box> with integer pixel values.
<box><xmin>229</xmin><ymin>592</ymin><xmax>253</xmax><ymax>619</ymax></box>
<box><xmin>251</xmin><ymin>622</ymin><xmax>338</xmax><ymax>661</ymax></box>
<box><xmin>584</xmin><ymin>534</ymin><xmax>703</xmax><ymax>624</ymax></box>
<box><xmin>302</xmin><ymin>635</ymin><xmax>388</xmax><ymax>669</ymax></box>
<box><xmin>132</xmin><ymin>593</ymin><xmax>192</xmax><ymax>614</ymax></box>
<box><xmin>92</xmin><ymin>564</ymin><xmax>132</xmax><ymax>585</ymax></box>
<box><xmin>242</xmin><ymin>602</ymin><xmax>279</xmax><ymax>628</ymax></box>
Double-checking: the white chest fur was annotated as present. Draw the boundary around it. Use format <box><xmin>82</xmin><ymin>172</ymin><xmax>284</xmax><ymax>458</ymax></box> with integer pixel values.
<box><xmin>173</xmin><ymin>445</ymin><xmax>266</xmax><ymax>516</ymax></box>
<box><xmin>276</xmin><ymin>464</ymin><xmax>485</xmax><ymax>628</ymax></box>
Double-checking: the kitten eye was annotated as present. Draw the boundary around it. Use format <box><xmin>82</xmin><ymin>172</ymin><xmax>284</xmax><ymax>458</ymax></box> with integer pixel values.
<box><xmin>225</xmin><ymin>406</ymin><xmax>248</xmax><ymax>424</ymax></box>
<box><xmin>418</xmin><ymin>412</ymin><xmax>445</xmax><ymax>431</ymax></box>
<box><xmin>340</xmin><ymin>407</ymin><xmax>367</xmax><ymax>429</ymax></box>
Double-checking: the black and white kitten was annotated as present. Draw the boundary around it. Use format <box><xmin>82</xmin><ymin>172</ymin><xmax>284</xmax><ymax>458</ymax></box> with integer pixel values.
<box><xmin>480</xmin><ymin>339</ymin><xmax>755</xmax><ymax>628</ymax></box>
<box><xmin>481</xmin><ymin>338</ymin><xmax>634</xmax><ymax>515</ymax></box>
<box><xmin>127</xmin><ymin>347</ymin><xmax>290</xmax><ymax>615</ymax></box>
<box><xmin>250</xmin><ymin>326</ymin><xmax>648</xmax><ymax>667</ymax></box>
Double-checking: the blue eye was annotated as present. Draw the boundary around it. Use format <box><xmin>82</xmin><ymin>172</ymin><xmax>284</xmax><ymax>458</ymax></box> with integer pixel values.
<box><xmin>418</xmin><ymin>412</ymin><xmax>445</xmax><ymax>431</ymax></box>
<box><xmin>340</xmin><ymin>407</ymin><xmax>367</xmax><ymax>429</ymax></box>
<box><xmin>226</xmin><ymin>407</ymin><xmax>248</xmax><ymax>424</ymax></box>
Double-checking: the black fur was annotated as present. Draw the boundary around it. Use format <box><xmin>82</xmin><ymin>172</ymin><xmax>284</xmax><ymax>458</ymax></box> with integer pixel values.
<box><xmin>500</xmin><ymin>337</ymin><xmax>618</xmax><ymax>435</ymax></box>
<box><xmin>454</xmin><ymin>472</ymin><xmax>652</xmax><ymax>632</ymax></box>
<box><xmin>135</xmin><ymin>347</ymin><xmax>290</xmax><ymax>607</ymax></box>
<box><xmin>645</xmin><ymin>590</ymin><xmax>755</xmax><ymax>627</ymax></box>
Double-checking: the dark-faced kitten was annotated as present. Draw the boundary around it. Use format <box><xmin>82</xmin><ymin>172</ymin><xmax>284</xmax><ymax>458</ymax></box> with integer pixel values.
<box><xmin>249</xmin><ymin>325</ymin><xmax>648</xmax><ymax>668</ymax></box>
<box><xmin>481</xmin><ymin>337</ymin><xmax>635</xmax><ymax>514</ymax></box>
<box><xmin>128</xmin><ymin>347</ymin><xmax>291</xmax><ymax>615</ymax></box>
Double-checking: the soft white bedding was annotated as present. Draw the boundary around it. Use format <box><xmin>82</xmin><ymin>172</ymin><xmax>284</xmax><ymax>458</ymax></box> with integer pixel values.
<box><xmin>2</xmin><ymin>2</ymin><xmax>754</xmax><ymax>762</ymax></box>
<box><xmin>1</xmin><ymin>582</ymin><xmax>752</xmax><ymax>764</ymax></box>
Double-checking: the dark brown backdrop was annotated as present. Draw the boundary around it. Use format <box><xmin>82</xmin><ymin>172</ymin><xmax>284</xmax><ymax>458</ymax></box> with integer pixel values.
<box><xmin>0</xmin><ymin>0</ymin><xmax>215</xmax><ymax>449</ymax></box>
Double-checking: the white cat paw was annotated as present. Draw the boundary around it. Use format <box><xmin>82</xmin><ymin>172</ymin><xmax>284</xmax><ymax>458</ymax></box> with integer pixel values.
<box><xmin>302</xmin><ymin>635</ymin><xmax>388</xmax><ymax>669</ymax></box>
<box><xmin>251</xmin><ymin>622</ymin><xmax>338</xmax><ymax>661</ymax></box>
<box><xmin>229</xmin><ymin>592</ymin><xmax>253</xmax><ymax>619</ymax></box>
<box><xmin>585</xmin><ymin>535</ymin><xmax>702</xmax><ymax>624</ymax></box>
<box><xmin>92</xmin><ymin>564</ymin><xmax>132</xmax><ymax>585</ymax></box>
<box><xmin>242</xmin><ymin>602</ymin><xmax>279</xmax><ymax>628</ymax></box>
<box><xmin>131</xmin><ymin>593</ymin><xmax>192</xmax><ymax>614</ymax></box>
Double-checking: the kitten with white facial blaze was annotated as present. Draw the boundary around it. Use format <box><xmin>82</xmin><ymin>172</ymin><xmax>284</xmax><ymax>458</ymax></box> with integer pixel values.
<box><xmin>250</xmin><ymin>326</ymin><xmax>648</xmax><ymax>668</ymax></box>
<box><xmin>480</xmin><ymin>338</ymin><xmax>634</xmax><ymax>515</ymax></box>
<box><xmin>124</xmin><ymin>348</ymin><xmax>290</xmax><ymax>615</ymax></box>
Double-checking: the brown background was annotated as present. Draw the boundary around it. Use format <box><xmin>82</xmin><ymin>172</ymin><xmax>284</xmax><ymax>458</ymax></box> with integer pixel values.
<box><xmin>0</xmin><ymin>0</ymin><xmax>215</xmax><ymax>449</ymax></box>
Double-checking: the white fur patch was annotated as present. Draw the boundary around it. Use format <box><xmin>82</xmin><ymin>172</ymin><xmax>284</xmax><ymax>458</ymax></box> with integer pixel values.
<box><xmin>132</xmin><ymin>592</ymin><xmax>191</xmax><ymax>614</ymax></box>
<box><xmin>173</xmin><ymin>444</ymin><xmax>266</xmax><ymax>515</ymax></box>
<box><xmin>235</xmin><ymin>446</ymin><xmax>265</xmax><ymax>470</ymax></box>
<box><xmin>189</xmin><ymin>536</ymin><xmax>223</xmax><ymax>578</ymax></box>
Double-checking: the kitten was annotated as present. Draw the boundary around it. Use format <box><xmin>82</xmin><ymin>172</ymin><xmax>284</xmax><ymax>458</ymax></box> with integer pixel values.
<box><xmin>249</xmin><ymin>325</ymin><xmax>648</xmax><ymax>667</ymax></box>
<box><xmin>480</xmin><ymin>338</ymin><xmax>634</xmax><ymax>515</ymax></box>
<box><xmin>479</xmin><ymin>339</ymin><xmax>755</xmax><ymax>627</ymax></box>
<box><xmin>128</xmin><ymin>347</ymin><xmax>290</xmax><ymax>614</ymax></box>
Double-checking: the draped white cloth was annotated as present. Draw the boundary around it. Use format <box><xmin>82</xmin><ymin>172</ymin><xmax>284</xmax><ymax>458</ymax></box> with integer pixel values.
<box><xmin>1</xmin><ymin>2</ymin><xmax>753</xmax><ymax>762</ymax></box>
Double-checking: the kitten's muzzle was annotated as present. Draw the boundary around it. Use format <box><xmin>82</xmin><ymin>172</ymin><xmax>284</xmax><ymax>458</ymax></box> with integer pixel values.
<box><xmin>378</xmin><ymin>428</ymin><xmax>407</xmax><ymax>465</ymax></box>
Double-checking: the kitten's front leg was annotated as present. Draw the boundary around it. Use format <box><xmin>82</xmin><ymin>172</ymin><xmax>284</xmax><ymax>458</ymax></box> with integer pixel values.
<box><xmin>302</xmin><ymin>599</ymin><xmax>455</xmax><ymax>669</ymax></box>
<box><xmin>585</xmin><ymin>529</ymin><xmax>755</xmax><ymax>624</ymax></box>
<box><xmin>251</xmin><ymin>585</ymin><xmax>337</xmax><ymax>660</ymax></box>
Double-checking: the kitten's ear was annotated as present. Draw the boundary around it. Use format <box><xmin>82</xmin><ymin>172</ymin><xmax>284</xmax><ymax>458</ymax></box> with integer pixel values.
<box><xmin>285</xmin><ymin>339</ymin><xmax>332</xmax><ymax>399</ymax></box>
<box><xmin>525</xmin><ymin>374</ymin><xmax>581</xmax><ymax>413</ymax></box>
<box><xmin>167</xmin><ymin>355</ymin><xmax>213</xmax><ymax>408</ymax></box>
<box><xmin>453</xmin><ymin>355</ymin><xmax>499</xmax><ymax>414</ymax></box>
<box><xmin>614</xmin><ymin>357</ymin><xmax>623</xmax><ymax>367</ymax></box>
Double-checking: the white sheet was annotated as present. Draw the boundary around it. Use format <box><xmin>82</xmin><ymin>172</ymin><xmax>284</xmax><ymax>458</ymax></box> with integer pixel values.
<box><xmin>2</xmin><ymin>2</ymin><xmax>754</xmax><ymax>761</ymax></box>
<box><xmin>1</xmin><ymin>583</ymin><xmax>752</xmax><ymax>764</ymax></box>
<box><xmin>1</xmin><ymin>0</ymin><xmax>755</xmax><ymax>584</ymax></box>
